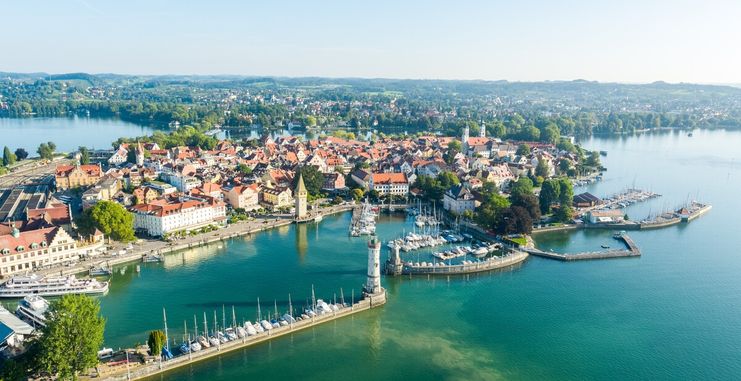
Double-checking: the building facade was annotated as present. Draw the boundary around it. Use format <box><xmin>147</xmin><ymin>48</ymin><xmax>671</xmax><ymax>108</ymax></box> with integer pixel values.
<box><xmin>225</xmin><ymin>184</ymin><xmax>260</xmax><ymax>211</ymax></box>
<box><xmin>0</xmin><ymin>227</ymin><xmax>104</xmax><ymax>277</ymax></box>
<box><xmin>55</xmin><ymin>164</ymin><xmax>102</xmax><ymax>190</ymax></box>
<box><xmin>369</xmin><ymin>173</ymin><xmax>409</xmax><ymax>196</ymax></box>
<box><xmin>130</xmin><ymin>196</ymin><xmax>226</xmax><ymax>237</ymax></box>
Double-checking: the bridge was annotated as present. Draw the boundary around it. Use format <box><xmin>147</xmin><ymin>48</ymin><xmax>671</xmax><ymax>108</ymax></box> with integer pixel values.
<box><xmin>523</xmin><ymin>233</ymin><xmax>640</xmax><ymax>261</ymax></box>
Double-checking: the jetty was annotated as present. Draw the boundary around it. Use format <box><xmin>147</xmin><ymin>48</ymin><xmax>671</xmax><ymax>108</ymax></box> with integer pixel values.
<box><xmin>385</xmin><ymin>242</ymin><xmax>529</xmax><ymax>276</ymax></box>
<box><xmin>523</xmin><ymin>233</ymin><xmax>640</xmax><ymax>261</ymax></box>
<box><xmin>95</xmin><ymin>239</ymin><xmax>387</xmax><ymax>381</ymax></box>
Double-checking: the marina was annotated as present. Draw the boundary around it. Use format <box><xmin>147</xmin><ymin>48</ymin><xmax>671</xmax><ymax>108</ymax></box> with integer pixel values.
<box><xmin>94</xmin><ymin>238</ymin><xmax>388</xmax><ymax>381</ymax></box>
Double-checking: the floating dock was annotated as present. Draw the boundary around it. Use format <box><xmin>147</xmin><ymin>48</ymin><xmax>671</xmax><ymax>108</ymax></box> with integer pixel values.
<box><xmin>524</xmin><ymin>233</ymin><xmax>640</xmax><ymax>261</ymax></box>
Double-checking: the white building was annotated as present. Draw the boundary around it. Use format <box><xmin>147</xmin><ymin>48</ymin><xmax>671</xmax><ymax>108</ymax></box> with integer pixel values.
<box><xmin>224</xmin><ymin>184</ymin><xmax>260</xmax><ymax>211</ymax></box>
<box><xmin>443</xmin><ymin>185</ymin><xmax>476</xmax><ymax>214</ymax></box>
<box><xmin>108</xmin><ymin>145</ymin><xmax>128</xmax><ymax>166</ymax></box>
<box><xmin>369</xmin><ymin>173</ymin><xmax>409</xmax><ymax>196</ymax></box>
<box><xmin>161</xmin><ymin>172</ymin><xmax>202</xmax><ymax>193</ymax></box>
<box><xmin>0</xmin><ymin>227</ymin><xmax>105</xmax><ymax>276</ymax></box>
<box><xmin>131</xmin><ymin>196</ymin><xmax>226</xmax><ymax>237</ymax></box>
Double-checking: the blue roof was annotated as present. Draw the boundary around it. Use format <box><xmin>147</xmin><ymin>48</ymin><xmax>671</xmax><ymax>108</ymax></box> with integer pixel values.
<box><xmin>0</xmin><ymin>322</ymin><xmax>14</xmax><ymax>344</ymax></box>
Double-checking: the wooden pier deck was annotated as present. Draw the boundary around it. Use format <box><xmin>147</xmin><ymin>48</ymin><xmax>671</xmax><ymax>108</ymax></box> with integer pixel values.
<box><xmin>524</xmin><ymin>234</ymin><xmax>640</xmax><ymax>261</ymax></box>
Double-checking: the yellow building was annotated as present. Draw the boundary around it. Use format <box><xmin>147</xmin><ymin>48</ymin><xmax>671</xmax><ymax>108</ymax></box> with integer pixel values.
<box><xmin>55</xmin><ymin>164</ymin><xmax>103</xmax><ymax>190</ymax></box>
<box><xmin>261</xmin><ymin>187</ymin><xmax>293</xmax><ymax>211</ymax></box>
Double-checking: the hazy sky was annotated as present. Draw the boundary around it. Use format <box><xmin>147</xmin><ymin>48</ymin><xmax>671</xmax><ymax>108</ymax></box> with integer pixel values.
<box><xmin>4</xmin><ymin>0</ymin><xmax>741</xmax><ymax>83</ymax></box>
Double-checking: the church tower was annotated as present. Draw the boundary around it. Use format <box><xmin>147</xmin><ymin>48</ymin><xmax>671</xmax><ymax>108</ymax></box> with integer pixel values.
<box><xmin>295</xmin><ymin>172</ymin><xmax>308</xmax><ymax>219</ymax></box>
<box><xmin>462</xmin><ymin>125</ymin><xmax>470</xmax><ymax>154</ymax></box>
<box><xmin>480</xmin><ymin>121</ymin><xmax>486</xmax><ymax>138</ymax></box>
<box><xmin>364</xmin><ymin>238</ymin><xmax>382</xmax><ymax>295</ymax></box>
<box><xmin>135</xmin><ymin>142</ymin><xmax>145</xmax><ymax>166</ymax></box>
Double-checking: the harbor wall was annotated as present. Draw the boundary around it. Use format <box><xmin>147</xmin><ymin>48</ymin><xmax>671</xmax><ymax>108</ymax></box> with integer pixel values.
<box><xmin>99</xmin><ymin>291</ymin><xmax>386</xmax><ymax>381</ymax></box>
<box><xmin>401</xmin><ymin>251</ymin><xmax>529</xmax><ymax>275</ymax></box>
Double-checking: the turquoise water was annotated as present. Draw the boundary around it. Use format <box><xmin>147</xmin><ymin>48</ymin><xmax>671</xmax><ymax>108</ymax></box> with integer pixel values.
<box><xmin>29</xmin><ymin>129</ymin><xmax>741</xmax><ymax>380</ymax></box>
<box><xmin>0</xmin><ymin>117</ymin><xmax>156</xmax><ymax>153</ymax></box>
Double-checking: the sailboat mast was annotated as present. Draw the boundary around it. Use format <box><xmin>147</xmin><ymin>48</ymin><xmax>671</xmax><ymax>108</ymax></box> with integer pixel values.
<box><xmin>163</xmin><ymin>308</ymin><xmax>170</xmax><ymax>352</ymax></box>
<box><xmin>203</xmin><ymin>312</ymin><xmax>208</xmax><ymax>337</ymax></box>
<box><xmin>257</xmin><ymin>297</ymin><xmax>262</xmax><ymax>321</ymax></box>
<box><xmin>288</xmin><ymin>293</ymin><xmax>293</xmax><ymax>316</ymax></box>
<box><xmin>222</xmin><ymin>305</ymin><xmax>226</xmax><ymax>331</ymax></box>
<box><xmin>194</xmin><ymin>315</ymin><xmax>198</xmax><ymax>337</ymax></box>
<box><xmin>232</xmin><ymin>306</ymin><xmax>237</xmax><ymax>329</ymax></box>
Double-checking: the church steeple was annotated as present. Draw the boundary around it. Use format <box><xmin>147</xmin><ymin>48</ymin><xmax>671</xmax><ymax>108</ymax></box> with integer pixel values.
<box><xmin>480</xmin><ymin>121</ymin><xmax>486</xmax><ymax>138</ymax></box>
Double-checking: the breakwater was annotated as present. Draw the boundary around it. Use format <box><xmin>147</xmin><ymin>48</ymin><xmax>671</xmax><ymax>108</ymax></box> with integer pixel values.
<box><xmin>389</xmin><ymin>250</ymin><xmax>529</xmax><ymax>276</ymax></box>
<box><xmin>524</xmin><ymin>233</ymin><xmax>640</xmax><ymax>261</ymax></box>
<box><xmin>97</xmin><ymin>291</ymin><xmax>387</xmax><ymax>381</ymax></box>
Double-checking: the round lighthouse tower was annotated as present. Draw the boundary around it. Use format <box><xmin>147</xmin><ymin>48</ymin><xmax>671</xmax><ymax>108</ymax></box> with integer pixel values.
<box><xmin>364</xmin><ymin>237</ymin><xmax>383</xmax><ymax>295</ymax></box>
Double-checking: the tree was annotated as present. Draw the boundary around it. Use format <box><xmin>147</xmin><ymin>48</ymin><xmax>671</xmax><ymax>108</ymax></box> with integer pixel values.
<box><xmin>557</xmin><ymin>178</ymin><xmax>574</xmax><ymax>207</ymax></box>
<box><xmin>509</xmin><ymin>177</ymin><xmax>534</xmax><ymax>201</ymax></box>
<box><xmin>351</xmin><ymin>188</ymin><xmax>364</xmax><ymax>201</ymax></box>
<box><xmin>554</xmin><ymin>204</ymin><xmax>574</xmax><ymax>223</ymax></box>
<box><xmin>558</xmin><ymin>158</ymin><xmax>571</xmax><ymax>174</ymax></box>
<box><xmin>147</xmin><ymin>330</ymin><xmax>167</xmax><ymax>356</ymax></box>
<box><xmin>535</xmin><ymin>157</ymin><xmax>549</xmax><ymax>178</ymax></box>
<box><xmin>304</xmin><ymin>115</ymin><xmax>317</xmax><ymax>127</ymax></box>
<box><xmin>37</xmin><ymin>294</ymin><xmax>105</xmax><ymax>380</ymax></box>
<box><xmin>37</xmin><ymin>143</ymin><xmax>54</xmax><ymax>160</ymax></box>
<box><xmin>475</xmin><ymin>193</ymin><xmax>510</xmax><ymax>230</ymax></box>
<box><xmin>237</xmin><ymin>163</ymin><xmax>253</xmax><ymax>175</ymax></box>
<box><xmin>293</xmin><ymin>165</ymin><xmax>324</xmax><ymax>197</ymax></box>
<box><xmin>511</xmin><ymin>192</ymin><xmax>541</xmax><ymax>222</ymax></box>
<box><xmin>539</xmin><ymin>179</ymin><xmax>561</xmax><ymax>214</ymax></box>
<box><xmin>2</xmin><ymin>146</ymin><xmax>16</xmax><ymax>166</ymax></box>
<box><xmin>86</xmin><ymin>201</ymin><xmax>135</xmax><ymax>241</ymax></box>
<box><xmin>495</xmin><ymin>206</ymin><xmax>532</xmax><ymax>235</ymax></box>
<box><xmin>47</xmin><ymin>141</ymin><xmax>57</xmax><ymax>152</ymax></box>
<box><xmin>126</xmin><ymin>148</ymin><xmax>137</xmax><ymax>164</ymax></box>
<box><xmin>516</xmin><ymin>144</ymin><xmax>530</xmax><ymax>156</ymax></box>
<box><xmin>78</xmin><ymin>146</ymin><xmax>90</xmax><ymax>165</ymax></box>
<box><xmin>14</xmin><ymin>148</ymin><xmax>29</xmax><ymax>161</ymax></box>
<box><xmin>585</xmin><ymin>151</ymin><xmax>601</xmax><ymax>168</ymax></box>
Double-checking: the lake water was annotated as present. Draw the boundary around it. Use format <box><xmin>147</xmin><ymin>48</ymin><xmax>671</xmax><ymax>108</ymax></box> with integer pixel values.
<box><xmin>9</xmin><ymin>128</ymin><xmax>741</xmax><ymax>380</ymax></box>
<box><xmin>0</xmin><ymin>117</ymin><xmax>156</xmax><ymax>153</ymax></box>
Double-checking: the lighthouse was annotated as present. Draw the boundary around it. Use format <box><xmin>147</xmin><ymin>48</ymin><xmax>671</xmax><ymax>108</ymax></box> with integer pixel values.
<box><xmin>364</xmin><ymin>238</ymin><xmax>382</xmax><ymax>295</ymax></box>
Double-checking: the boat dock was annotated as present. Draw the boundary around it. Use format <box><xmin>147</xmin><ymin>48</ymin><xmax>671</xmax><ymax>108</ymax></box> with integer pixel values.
<box><xmin>97</xmin><ymin>293</ymin><xmax>386</xmax><ymax>381</ymax></box>
<box><xmin>392</xmin><ymin>250</ymin><xmax>529</xmax><ymax>275</ymax></box>
<box><xmin>96</xmin><ymin>238</ymin><xmax>388</xmax><ymax>381</ymax></box>
<box><xmin>523</xmin><ymin>233</ymin><xmax>640</xmax><ymax>261</ymax></box>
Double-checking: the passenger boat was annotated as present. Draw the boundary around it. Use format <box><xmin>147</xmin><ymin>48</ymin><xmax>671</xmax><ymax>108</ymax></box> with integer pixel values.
<box><xmin>16</xmin><ymin>295</ymin><xmax>50</xmax><ymax>327</ymax></box>
<box><xmin>0</xmin><ymin>274</ymin><xmax>109</xmax><ymax>298</ymax></box>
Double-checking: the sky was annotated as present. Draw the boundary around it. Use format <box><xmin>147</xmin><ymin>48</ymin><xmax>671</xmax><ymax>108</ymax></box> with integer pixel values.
<box><xmin>4</xmin><ymin>0</ymin><xmax>741</xmax><ymax>84</ymax></box>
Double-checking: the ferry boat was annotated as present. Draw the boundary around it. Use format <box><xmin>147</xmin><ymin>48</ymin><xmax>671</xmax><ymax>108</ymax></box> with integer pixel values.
<box><xmin>0</xmin><ymin>274</ymin><xmax>109</xmax><ymax>298</ymax></box>
<box><xmin>16</xmin><ymin>295</ymin><xmax>50</xmax><ymax>327</ymax></box>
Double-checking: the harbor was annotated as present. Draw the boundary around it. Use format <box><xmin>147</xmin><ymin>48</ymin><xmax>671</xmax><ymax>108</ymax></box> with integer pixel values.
<box><xmin>94</xmin><ymin>238</ymin><xmax>387</xmax><ymax>381</ymax></box>
<box><xmin>524</xmin><ymin>233</ymin><xmax>640</xmax><ymax>261</ymax></box>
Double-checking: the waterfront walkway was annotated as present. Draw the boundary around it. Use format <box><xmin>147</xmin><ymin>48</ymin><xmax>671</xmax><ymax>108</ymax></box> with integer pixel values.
<box><xmin>523</xmin><ymin>234</ymin><xmax>640</xmax><ymax>261</ymax></box>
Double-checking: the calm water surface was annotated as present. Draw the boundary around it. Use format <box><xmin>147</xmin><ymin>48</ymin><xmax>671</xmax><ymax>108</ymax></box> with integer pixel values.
<box><xmin>0</xmin><ymin>117</ymin><xmax>156</xmax><ymax>153</ymax></box>
<box><xmin>13</xmin><ymin>129</ymin><xmax>741</xmax><ymax>380</ymax></box>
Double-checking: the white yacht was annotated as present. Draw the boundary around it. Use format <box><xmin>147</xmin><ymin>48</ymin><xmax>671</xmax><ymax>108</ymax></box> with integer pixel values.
<box><xmin>16</xmin><ymin>295</ymin><xmax>50</xmax><ymax>327</ymax></box>
<box><xmin>0</xmin><ymin>274</ymin><xmax>109</xmax><ymax>298</ymax></box>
